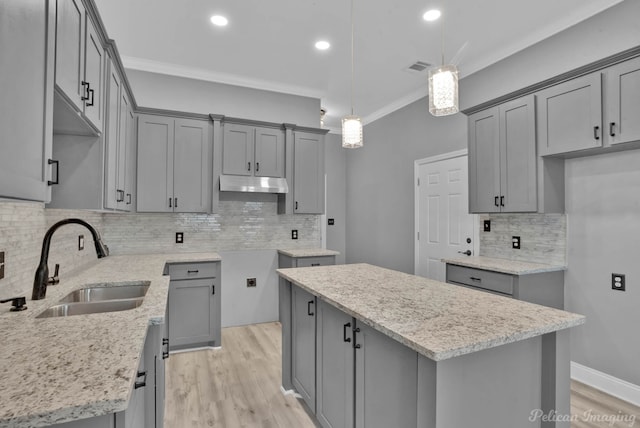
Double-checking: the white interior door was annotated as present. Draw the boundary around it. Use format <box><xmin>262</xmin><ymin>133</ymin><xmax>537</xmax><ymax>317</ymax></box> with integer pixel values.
<box><xmin>415</xmin><ymin>151</ymin><xmax>477</xmax><ymax>281</ymax></box>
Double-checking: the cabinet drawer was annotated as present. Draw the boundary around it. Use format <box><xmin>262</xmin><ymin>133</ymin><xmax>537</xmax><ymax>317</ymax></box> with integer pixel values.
<box><xmin>295</xmin><ymin>256</ymin><xmax>335</xmax><ymax>267</ymax></box>
<box><xmin>168</xmin><ymin>262</ymin><xmax>218</xmax><ymax>280</ymax></box>
<box><xmin>446</xmin><ymin>265</ymin><xmax>514</xmax><ymax>295</ymax></box>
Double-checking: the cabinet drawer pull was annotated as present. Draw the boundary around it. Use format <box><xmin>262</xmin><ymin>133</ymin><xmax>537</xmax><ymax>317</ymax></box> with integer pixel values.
<box><xmin>311</xmin><ymin>263</ymin><xmax>320</xmax><ymax>267</ymax></box>
<box><xmin>86</xmin><ymin>88</ymin><xmax>95</xmax><ymax>107</ymax></box>
<box><xmin>470</xmin><ymin>276</ymin><xmax>482</xmax><ymax>282</ymax></box>
<box><xmin>500</xmin><ymin>196</ymin><xmax>504</xmax><ymax>207</ymax></box>
<box><xmin>354</xmin><ymin>326</ymin><xmax>361</xmax><ymax>349</ymax></box>
<box><xmin>343</xmin><ymin>322</ymin><xmax>352</xmax><ymax>343</ymax></box>
<box><xmin>610</xmin><ymin>122</ymin><xmax>616</xmax><ymax>137</ymax></box>
<box><xmin>594</xmin><ymin>126</ymin><xmax>600</xmax><ymax>140</ymax></box>
<box><xmin>48</xmin><ymin>159</ymin><xmax>59</xmax><ymax>186</ymax></box>
<box><xmin>187</xmin><ymin>270</ymin><xmax>199</xmax><ymax>274</ymax></box>
<box><xmin>134</xmin><ymin>371</ymin><xmax>147</xmax><ymax>389</ymax></box>
<box><xmin>494</xmin><ymin>196</ymin><xmax>499</xmax><ymax>207</ymax></box>
<box><xmin>307</xmin><ymin>300</ymin><xmax>314</xmax><ymax>316</ymax></box>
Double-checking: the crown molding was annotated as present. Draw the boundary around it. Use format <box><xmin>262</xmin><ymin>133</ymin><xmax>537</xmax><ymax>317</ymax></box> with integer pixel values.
<box><xmin>121</xmin><ymin>56</ymin><xmax>325</xmax><ymax>100</ymax></box>
<box><xmin>363</xmin><ymin>88</ymin><xmax>428</xmax><ymax>127</ymax></box>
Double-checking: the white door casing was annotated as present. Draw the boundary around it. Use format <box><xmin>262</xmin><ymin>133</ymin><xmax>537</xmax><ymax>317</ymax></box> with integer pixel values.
<box><xmin>415</xmin><ymin>150</ymin><xmax>478</xmax><ymax>281</ymax></box>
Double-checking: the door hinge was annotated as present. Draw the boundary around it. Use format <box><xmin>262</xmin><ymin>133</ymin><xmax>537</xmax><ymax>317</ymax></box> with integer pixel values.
<box><xmin>417</xmin><ymin>177</ymin><xmax>420</xmax><ymax>186</ymax></box>
<box><xmin>417</xmin><ymin>231</ymin><xmax>420</xmax><ymax>240</ymax></box>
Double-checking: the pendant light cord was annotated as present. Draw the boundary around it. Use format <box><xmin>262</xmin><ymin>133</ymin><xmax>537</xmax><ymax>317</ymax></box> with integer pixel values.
<box><xmin>440</xmin><ymin>18</ymin><xmax>445</xmax><ymax>66</ymax></box>
<box><xmin>350</xmin><ymin>0</ymin><xmax>355</xmax><ymax>116</ymax></box>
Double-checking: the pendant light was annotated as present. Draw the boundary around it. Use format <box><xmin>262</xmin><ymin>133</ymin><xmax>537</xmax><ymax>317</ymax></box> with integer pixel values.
<box><xmin>342</xmin><ymin>0</ymin><xmax>363</xmax><ymax>148</ymax></box>
<box><xmin>428</xmin><ymin>17</ymin><xmax>459</xmax><ymax>116</ymax></box>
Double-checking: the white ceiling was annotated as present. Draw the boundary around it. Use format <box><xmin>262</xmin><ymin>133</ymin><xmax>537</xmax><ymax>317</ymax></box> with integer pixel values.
<box><xmin>94</xmin><ymin>0</ymin><xmax>623</xmax><ymax>129</ymax></box>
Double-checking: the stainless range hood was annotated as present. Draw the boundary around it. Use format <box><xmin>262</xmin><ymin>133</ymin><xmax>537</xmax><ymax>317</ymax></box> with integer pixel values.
<box><xmin>219</xmin><ymin>175</ymin><xmax>289</xmax><ymax>194</ymax></box>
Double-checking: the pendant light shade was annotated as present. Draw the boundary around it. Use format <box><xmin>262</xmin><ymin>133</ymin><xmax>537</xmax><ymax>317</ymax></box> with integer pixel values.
<box><xmin>342</xmin><ymin>0</ymin><xmax>363</xmax><ymax>149</ymax></box>
<box><xmin>342</xmin><ymin>115</ymin><xmax>363</xmax><ymax>149</ymax></box>
<box><xmin>428</xmin><ymin>64</ymin><xmax>459</xmax><ymax>116</ymax></box>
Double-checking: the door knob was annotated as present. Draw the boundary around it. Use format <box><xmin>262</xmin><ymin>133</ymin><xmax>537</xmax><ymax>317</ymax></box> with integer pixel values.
<box><xmin>458</xmin><ymin>250</ymin><xmax>472</xmax><ymax>256</ymax></box>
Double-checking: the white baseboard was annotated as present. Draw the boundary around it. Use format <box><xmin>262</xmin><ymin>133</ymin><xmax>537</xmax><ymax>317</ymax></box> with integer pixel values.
<box><xmin>571</xmin><ymin>361</ymin><xmax>640</xmax><ymax>406</ymax></box>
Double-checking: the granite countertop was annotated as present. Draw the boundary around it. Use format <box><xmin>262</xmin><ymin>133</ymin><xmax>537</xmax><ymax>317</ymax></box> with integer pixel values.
<box><xmin>441</xmin><ymin>256</ymin><xmax>566</xmax><ymax>275</ymax></box>
<box><xmin>277</xmin><ymin>263</ymin><xmax>584</xmax><ymax>362</ymax></box>
<box><xmin>277</xmin><ymin>248</ymin><xmax>340</xmax><ymax>258</ymax></box>
<box><xmin>0</xmin><ymin>252</ymin><xmax>220</xmax><ymax>428</ymax></box>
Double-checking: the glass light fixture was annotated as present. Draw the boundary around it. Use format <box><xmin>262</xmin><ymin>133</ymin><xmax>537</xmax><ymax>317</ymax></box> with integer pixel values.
<box><xmin>428</xmin><ymin>15</ymin><xmax>459</xmax><ymax>117</ymax></box>
<box><xmin>210</xmin><ymin>15</ymin><xmax>228</xmax><ymax>26</ymax></box>
<box><xmin>428</xmin><ymin>64</ymin><xmax>459</xmax><ymax>116</ymax></box>
<box><xmin>342</xmin><ymin>115</ymin><xmax>363</xmax><ymax>148</ymax></box>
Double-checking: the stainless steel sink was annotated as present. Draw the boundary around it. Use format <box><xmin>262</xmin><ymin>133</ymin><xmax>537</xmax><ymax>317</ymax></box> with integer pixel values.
<box><xmin>36</xmin><ymin>298</ymin><xmax>144</xmax><ymax>318</ymax></box>
<box><xmin>58</xmin><ymin>281</ymin><xmax>150</xmax><ymax>303</ymax></box>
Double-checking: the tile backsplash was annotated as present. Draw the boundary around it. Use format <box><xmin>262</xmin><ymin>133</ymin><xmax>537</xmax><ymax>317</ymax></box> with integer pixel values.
<box><xmin>479</xmin><ymin>213</ymin><xmax>567</xmax><ymax>266</ymax></box>
<box><xmin>1</xmin><ymin>194</ymin><xmax>319</xmax><ymax>298</ymax></box>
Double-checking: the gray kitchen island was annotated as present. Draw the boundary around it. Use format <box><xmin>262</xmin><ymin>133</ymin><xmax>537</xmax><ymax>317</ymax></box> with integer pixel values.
<box><xmin>277</xmin><ymin>263</ymin><xmax>585</xmax><ymax>428</ymax></box>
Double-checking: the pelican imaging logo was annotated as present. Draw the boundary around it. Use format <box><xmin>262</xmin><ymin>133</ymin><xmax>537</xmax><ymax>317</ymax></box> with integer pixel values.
<box><xmin>529</xmin><ymin>409</ymin><xmax>637</xmax><ymax>426</ymax></box>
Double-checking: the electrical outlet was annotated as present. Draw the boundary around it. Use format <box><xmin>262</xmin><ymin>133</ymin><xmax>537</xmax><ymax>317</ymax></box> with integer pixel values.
<box><xmin>328</xmin><ymin>218</ymin><xmax>335</xmax><ymax>226</ymax></box>
<box><xmin>247</xmin><ymin>278</ymin><xmax>257</xmax><ymax>287</ymax></box>
<box><xmin>175</xmin><ymin>232</ymin><xmax>184</xmax><ymax>244</ymax></box>
<box><xmin>78</xmin><ymin>235</ymin><xmax>85</xmax><ymax>251</ymax></box>
<box><xmin>612</xmin><ymin>273</ymin><xmax>626</xmax><ymax>291</ymax></box>
<box><xmin>291</xmin><ymin>230</ymin><xmax>298</xmax><ymax>240</ymax></box>
<box><xmin>512</xmin><ymin>236</ymin><xmax>521</xmax><ymax>249</ymax></box>
<box><xmin>0</xmin><ymin>251</ymin><xmax>4</xmax><ymax>280</ymax></box>
<box><xmin>483</xmin><ymin>220</ymin><xmax>491</xmax><ymax>232</ymax></box>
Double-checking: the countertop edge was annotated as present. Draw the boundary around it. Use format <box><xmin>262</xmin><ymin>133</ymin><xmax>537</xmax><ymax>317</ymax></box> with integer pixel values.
<box><xmin>442</xmin><ymin>256</ymin><xmax>567</xmax><ymax>275</ymax></box>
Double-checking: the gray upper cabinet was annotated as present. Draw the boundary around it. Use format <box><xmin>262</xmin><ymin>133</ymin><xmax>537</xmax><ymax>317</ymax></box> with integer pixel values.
<box><xmin>537</xmin><ymin>73</ymin><xmax>603</xmax><ymax>156</ymax></box>
<box><xmin>469</xmin><ymin>95</ymin><xmax>536</xmax><ymax>213</ymax></box>
<box><xmin>0</xmin><ymin>0</ymin><xmax>53</xmax><ymax>202</ymax></box>
<box><xmin>292</xmin><ymin>285</ymin><xmax>317</xmax><ymax>413</ymax></box>
<box><xmin>316</xmin><ymin>300</ymin><xmax>354</xmax><ymax>428</ymax></box>
<box><xmin>222</xmin><ymin>123</ymin><xmax>285</xmax><ymax>178</ymax></box>
<box><xmin>293</xmin><ymin>131</ymin><xmax>325</xmax><ymax>214</ymax></box>
<box><xmin>55</xmin><ymin>0</ymin><xmax>104</xmax><ymax>133</ymax></box>
<box><xmin>605</xmin><ymin>56</ymin><xmax>640</xmax><ymax>146</ymax></box>
<box><xmin>137</xmin><ymin>114</ymin><xmax>210</xmax><ymax>213</ymax></box>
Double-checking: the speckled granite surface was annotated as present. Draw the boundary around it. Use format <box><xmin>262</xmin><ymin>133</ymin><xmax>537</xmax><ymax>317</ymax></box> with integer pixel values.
<box><xmin>277</xmin><ymin>263</ymin><xmax>584</xmax><ymax>361</ymax></box>
<box><xmin>277</xmin><ymin>248</ymin><xmax>340</xmax><ymax>258</ymax></box>
<box><xmin>441</xmin><ymin>256</ymin><xmax>566</xmax><ymax>275</ymax></box>
<box><xmin>0</xmin><ymin>252</ymin><xmax>220</xmax><ymax>428</ymax></box>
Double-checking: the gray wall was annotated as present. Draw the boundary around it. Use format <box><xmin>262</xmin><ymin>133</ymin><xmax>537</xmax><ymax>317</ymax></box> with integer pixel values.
<box><xmin>324</xmin><ymin>133</ymin><xmax>346</xmax><ymax>264</ymax></box>
<box><xmin>345</xmin><ymin>99</ymin><xmax>467</xmax><ymax>273</ymax></box>
<box><xmin>565</xmin><ymin>149</ymin><xmax>640</xmax><ymax>386</ymax></box>
<box><xmin>127</xmin><ymin>69</ymin><xmax>321</xmax><ymax>127</ymax></box>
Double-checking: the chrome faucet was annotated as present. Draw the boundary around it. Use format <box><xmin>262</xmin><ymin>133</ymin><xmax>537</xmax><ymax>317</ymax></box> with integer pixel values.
<box><xmin>32</xmin><ymin>219</ymin><xmax>109</xmax><ymax>300</ymax></box>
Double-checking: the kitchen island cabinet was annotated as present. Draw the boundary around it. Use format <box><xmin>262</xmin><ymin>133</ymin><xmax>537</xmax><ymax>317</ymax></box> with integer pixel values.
<box><xmin>278</xmin><ymin>263</ymin><xmax>585</xmax><ymax>428</ymax></box>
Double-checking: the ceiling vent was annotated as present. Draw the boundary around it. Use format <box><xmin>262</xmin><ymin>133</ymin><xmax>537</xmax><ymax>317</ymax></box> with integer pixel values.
<box><xmin>404</xmin><ymin>61</ymin><xmax>432</xmax><ymax>74</ymax></box>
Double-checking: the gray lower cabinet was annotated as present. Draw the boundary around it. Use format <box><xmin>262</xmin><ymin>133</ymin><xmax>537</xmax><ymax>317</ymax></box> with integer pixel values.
<box><xmin>468</xmin><ymin>94</ymin><xmax>537</xmax><ymax>213</ymax></box>
<box><xmin>354</xmin><ymin>321</ymin><xmax>418</xmax><ymax>428</ymax></box>
<box><xmin>292</xmin><ymin>285</ymin><xmax>317</xmax><ymax>413</ymax></box>
<box><xmin>278</xmin><ymin>254</ymin><xmax>336</xmax><ymax>269</ymax></box>
<box><xmin>167</xmin><ymin>262</ymin><xmax>221</xmax><ymax>350</ymax></box>
<box><xmin>316</xmin><ymin>301</ymin><xmax>354</xmax><ymax>428</ymax></box>
<box><xmin>137</xmin><ymin>114</ymin><xmax>210</xmax><ymax>213</ymax></box>
<box><xmin>445</xmin><ymin>264</ymin><xmax>565</xmax><ymax>309</ymax></box>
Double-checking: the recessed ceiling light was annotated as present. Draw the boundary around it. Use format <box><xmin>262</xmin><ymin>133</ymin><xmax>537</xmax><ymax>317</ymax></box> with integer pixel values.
<box><xmin>210</xmin><ymin>15</ymin><xmax>228</xmax><ymax>26</ymax></box>
<box><xmin>315</xmin><ymin>40</ymin><xmax>331</xmax><ymax>50</ymax></box>
<box><xmin>423</xmin><ymin>9</ymin><xmax>441</xmax><ymax>21</ymax></box>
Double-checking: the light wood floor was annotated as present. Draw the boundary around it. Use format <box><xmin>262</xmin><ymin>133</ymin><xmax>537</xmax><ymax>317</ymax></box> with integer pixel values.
<box><xmin>165</xmin><ymin>322</ymin><xmax>639</xmax><ymax>428</ymax></box>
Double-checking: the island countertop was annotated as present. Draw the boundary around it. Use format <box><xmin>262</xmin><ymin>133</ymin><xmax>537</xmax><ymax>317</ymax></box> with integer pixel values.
<box><xmin>0</xmin><ymin>252</ymin><xmax>220</xmax><ymax>428</ymax></box>
<box><xmin>441</xmin><ymin>255</ymin><xmax>566</xmax><ymax>275</ymax></box>
<box><xmin>277</xmin><ymin>263</ymin><xmax>584</xmax><ymax>361</ymax></box>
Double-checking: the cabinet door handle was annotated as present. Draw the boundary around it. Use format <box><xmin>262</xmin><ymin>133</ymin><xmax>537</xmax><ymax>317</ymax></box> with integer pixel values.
<box><xmin>126</xmin><ymin>193</ymin><xmax>131</xmax><ymax>205</ymax></box>
<box><xmin>162</xmin><ymin>338</ymin><xmax>170</xmax><ymax>359</ymax></box>
<box><xmin>494</xmin><ymin>196</ymin><xmax>499</xmax><ymax>207</ymax></box>
<box><xmin>86</xmin><ymin>88</ymin><xmax>95</xmax><ymax>107</ymax></box>
<box><xmin>174</xmin><ymin>198</ymin><xmax>178</xmax><ymax>208</ymax></box>
<box><xmin>610</xmin><ymin>122</ymin><xmax>616</xmax><ymax>137</ymax></box>
<box><xmin>256</xmin><ymin>162</ymin><xmax>260</xmax><ymax>172</ymax></box>
<box><xmin>116</xmin><ymin>190</ymin><xmax>125</xmax><ymax>202</ymax></box>
<box><xmin>354</xmin><ymin>326</ymin><xmax>361</xmax><ymax>349</ymax></box>
<box><xmin>248</xmin><ymin>162</ymin><xmax>251</xmax><ymax>171</ymax></box>
<box><xmin>134</xmin><ymin>371</ymin><xmax>147</xmax><ymax>389</ymax></box>
<box><xmin>169</xmin><ymin>198</ymin><xmax>172</xmax><ymax>208</ymax></box>
<box><xmin>81</xmin><ymin>81</ymin><xmax>90</xmax><ymax>101</ymax></box>
<box><xmin>295</xmin><ymin>201</ymin><xmax>298</xmax><ymax>211</ymax></box>
<box><xmin>470</xmin><ymin>277</ymin><xmax>482</xmax><ymax>282</ymax></box>
<box><xmin>47</xmin><ymin>159</ymin><xmax>59</xmax><ymax>186</ymax></box>
<box><xmin>307</xmin><ymin>300</ymin><xmax>314</xmax><ymax>316</ymax></box>
<box><xmin>500</xmin><ymin>196</ymin><xmax>504</xmax><ymax>207</ymax></box>
<box><xmin>343</xmin><ymin>322</ymin><xmax>352</xmax><ymax>343</ymax></box>
<box><xmin>594</xmin><ymin>126</ymin><xmax>600</xmax><ymax>140</ymax></box>
<box><xmin>212</xmin><ymin>285</ymin><xmax>215</xmax><ymax>295</ymax></box>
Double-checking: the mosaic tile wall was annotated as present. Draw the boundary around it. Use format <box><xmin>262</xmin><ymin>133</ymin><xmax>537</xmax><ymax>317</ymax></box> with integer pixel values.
<box><xmin>479</xmin><ymin>213</ymin><xmax>567</xmax><ymax>266</ymax></box>
<box><xmin>0</xmin><ymin>202</ymin><xmax>105</xmax><ymax>299</ymax></box>
<box><xmin>102</xmin><ymin>197</ymin><xmax>320</xmax><ymax>255</ymax></box>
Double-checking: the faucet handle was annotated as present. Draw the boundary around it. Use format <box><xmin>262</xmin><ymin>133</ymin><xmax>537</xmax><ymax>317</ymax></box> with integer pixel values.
<box><xmin>48</xmin><ymin>264</ymin><xmax>60</xmax><ymax>285</ymax></box>
<box><xmin>0</xmin><ymin>296</ymin><xmax>27</xmax><ymax>311</ymax></box>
